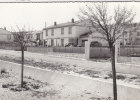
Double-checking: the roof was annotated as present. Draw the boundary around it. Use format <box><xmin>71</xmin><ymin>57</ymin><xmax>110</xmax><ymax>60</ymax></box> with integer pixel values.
<box><xmin>43</xmin><ymin>20</ymin><xmax>88</xmax><ymax>30</ymax></box>
<box><xmin>0</xmin><ymin>28</ymin><xmax>11</xmax><ymax>35</ymax></box>
<box><xmin>43</xmin><ymin>21</ymin><xmax>79</xmax><ymax>30</ymax></box>
<box><xmin>79</xmin><ymin>31</ymin><xmax>92</xmax><ymax>38</ymax></box>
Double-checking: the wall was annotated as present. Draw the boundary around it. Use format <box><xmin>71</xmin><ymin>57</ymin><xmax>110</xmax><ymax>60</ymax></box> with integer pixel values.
<box><xmin>43</xmin><ymin>25</ymin><xmax>90</xmax><ymax>46</ymax></box>
<box><xmin>27</xmin><ymin>47</ymin><xmax>53</xmax><ymax>53</ymax></box>
<box><xmin>0</xmin><ymin>34</ymin><xmax>14</xmax><ymax>42</ymax></box>
<box><xmin>43</xmin><ymin>26</ymin><xmax>77</xmax><ymax>40</ymax></box>
<box><xmin>27</xmin><ymin>47</ymin><xmax>112</xmax><ymax>58</ymax></box>
<box><xmin>1</xmin><ymin>60</ymin><xmax>140</xmax><ymax>100</ymax></box>
<box><xmin>27</xmin><ymin>47</ymin><xmax>85</xmax><ymax>54</ymax></box>
<box><xmin>90</xmin><ymin>47</ymin><xmax>111</xmax><ymax>58</ymax></box>
<box><xmin>120</xmin><ymin>47</ymin><xmax>140</xmax><ymax>56</ymax></box>
<box><xmin>53</xmin><ymin>47</ymin><xmax>85</xmax><ymax>54</ymax></box>
<box><xmin>75</xmin><ymin>26</ymin><xmax>89</xmax><ymax>37</ymax></box>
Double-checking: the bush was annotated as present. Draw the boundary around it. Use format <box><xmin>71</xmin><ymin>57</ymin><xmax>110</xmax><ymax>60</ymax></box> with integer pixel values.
<box><xmin>130</xmin><ymin>76</ymin><xmax>138</xmax><ymax>79</ymax></box>
<box><xmin>0</xmin><ymin>69</ymin><xmax>6</xmax><ymax>74</ymax></box>
<box><xmin>107</xmin><ymin>73</ymin><xmax>126</xmax><ymax>80</ymax></box>
<box><xmin>116</xmin><ymin>75</ymin><xmax>126</xmax><ymax>80</ymax></box>
<box><xmin>2</xmin><ymin>84</ymin><xmax>8</xmax><ymax>88</ymax></box>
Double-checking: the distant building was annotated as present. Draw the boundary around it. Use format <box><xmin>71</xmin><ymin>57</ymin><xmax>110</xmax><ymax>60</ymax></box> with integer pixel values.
<box><xmin>79</xmin><ymin>22</ymin><xmax>140</xmax><ymax>47</ymax></box>
<box><xmin>120</xmin><ymin>23</ymin><xmax>140</xmax><ymax>45</ymax></box>
<box><xmin>36</xmin><ymin>31</ymin><xmax>43</xmax><ymax>41</ymax></box>
<box><xmin>0</xmin><ymin>28</ymin><xmax>14</xmax><ymax>42</ymax></box>
<box><xmin>42</xmin><ymin>19</ymin><xmax>89</xmax><ymax>47</ymax></box>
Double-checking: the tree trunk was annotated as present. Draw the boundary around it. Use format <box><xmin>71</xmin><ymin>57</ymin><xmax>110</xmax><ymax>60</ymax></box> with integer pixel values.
<box><xmin>21</xmin><ymin>46</ymin><xmax>24</xmax><ymax>88</ymax></box>
<box><xmin>110</xmin><ymin>46</ymin><xmax>117</xmax><ymax>100</ymax></box>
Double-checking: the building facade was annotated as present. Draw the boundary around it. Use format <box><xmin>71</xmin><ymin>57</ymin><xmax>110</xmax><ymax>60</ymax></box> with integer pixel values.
<box><xmin>43</xmin><ymin>19</ymin><xmax>140</xmax><ymax>47</ymax></box>
<box><xmin>0</xmin><ymin>28</ymin><xmax>14</xmax><ymax>42</ymax></box>
<box><xmin>42</xmin><ymin>19</ymin><xmax>89</xmax><ymax>47</ymax></box>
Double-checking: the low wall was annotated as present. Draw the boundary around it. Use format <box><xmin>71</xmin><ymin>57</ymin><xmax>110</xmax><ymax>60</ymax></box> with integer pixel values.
<box><xmin>118</xmin><ymin>56</ymin><xmax>140</xmax><ymax>64</ymax></box>
<box><xmin>27</xmin><ymin>47</ymin><xmax>85</xmax><ymax>54</ymax></box>
<box><xmin>1</xmin><ymin>60</ymin><xmax>140</xmax><ymax>100</ymax></box>
<box><xmin>120</xmin><ymin>47</ymin><xmax>140</xmax><ymax>56</ymax></box>
<box><xmin>90</xmin><ymin>47</ymin><xmax>111</xmax><ymax>58</ymax></box>
<box><xmin>53</xmin><ymin>47</ymin><xmax>85</xmax><ymax>54</ymax></box>
<box><xmin>27</xmin><ymin>47</ymin><xmax>53</xmax><ymax>54</ymax></box>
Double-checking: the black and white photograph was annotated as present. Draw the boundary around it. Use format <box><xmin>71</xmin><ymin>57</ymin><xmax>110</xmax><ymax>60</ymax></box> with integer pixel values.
<box><xmin>0</xmin><ymin>0</ymin><xmax>140</xmax><ymax>100</ymax></box>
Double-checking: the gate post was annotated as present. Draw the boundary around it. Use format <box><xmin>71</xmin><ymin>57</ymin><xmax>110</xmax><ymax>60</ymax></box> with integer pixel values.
<box><xmin>115</xmin><ymin>40</ymin><xmax>120</xmax><ymax>63</ymax></box>
<box><xmin>85</xmin><ymin>38</ymin><xmax>91</xmax><ymax>60</ymax></box>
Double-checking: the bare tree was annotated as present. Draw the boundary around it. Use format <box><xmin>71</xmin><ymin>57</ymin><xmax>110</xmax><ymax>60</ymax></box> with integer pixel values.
<box><xmin>78</xmin><ymin>3</ymin><xmax>135</xmax><ymax>100</ymax></box>
<box><xmin>12</xmin><ymin>26</ymin><xmax>31</xmax><ymax>88</ymax></box>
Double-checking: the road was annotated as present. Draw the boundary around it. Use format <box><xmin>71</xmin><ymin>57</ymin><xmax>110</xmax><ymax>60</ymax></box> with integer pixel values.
<box><xmin>0</xmin><ymin>49</ymin><xmax>140</xmax><ymax>75</ymax></box>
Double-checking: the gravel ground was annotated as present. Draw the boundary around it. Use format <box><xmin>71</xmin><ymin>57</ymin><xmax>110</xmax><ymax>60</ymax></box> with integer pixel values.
<box><xmin>0</xmin><ymin>50</ymin><xmax>140</xmax><ymax>86</ymax></box>
<box><xmin>0</xmin><ymin>50</ymin><xmax>140</xmax><ymax>100</ymax></box>
<box><xmin>0</xmin><ymin>70</ymin><xmax>112</xmax><ymax>100</ymax></box>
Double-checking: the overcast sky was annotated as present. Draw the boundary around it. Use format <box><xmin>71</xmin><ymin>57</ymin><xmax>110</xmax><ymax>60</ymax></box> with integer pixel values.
<box><xmin>0</xmin><ymin>2</ymin><xmax>140</xmax><ymax>31</ymax></box>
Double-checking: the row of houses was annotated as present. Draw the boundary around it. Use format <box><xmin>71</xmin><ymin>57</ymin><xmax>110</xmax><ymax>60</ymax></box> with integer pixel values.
<box><xmin>0</xmin><ymin>28</ymin><xmax>42</xmax><ymax>45</ymax></box>
<box><xmin>42</xmin><ymin>19</ymin><xmax>140</xmax><ymax>47</ymax></box>
<box><xmin>1</xmin><ymin>19</ymin><xmax>140</xmax><ymax>47</ymax></box>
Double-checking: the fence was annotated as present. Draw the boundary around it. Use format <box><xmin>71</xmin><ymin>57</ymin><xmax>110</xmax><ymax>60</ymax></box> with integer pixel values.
<box><xmin>90</xmin><ymin>46</ymin><xmax>140</xmax><ymax>58</ymax></box>
<box><xmin>27</xmin><ymin>47</ymin><xmax>111</xmax><ymax>58</ymax></box>
<box><xmin>27</xmin><ymin>46</ymin><xmax>140</xmax><ymax>59</ymax></box>
<box><xmin>27</xmin><ymin>47</ymin><xmax>85</xmax><ymax>54</ymax></box>
<box><xmin>27</xmin><ymin>47</ymin><xmax>53</xmax><ymax>54</ymax></box>
<box><xmin>0</xmin><ymin>41</ymin><xmax>21</xmax><ymax>50</ymax></box>
<box><xmin>90</xmin><ymin>47</ymin><xmax>111</xmax><ymax>58</ymax></box>
<box><xmin>120</xmin><ymin>46</ymin><xmax>140</xmax><ymax>57</ymax></box>
<box><xmin>53</xmin><ymin>47</ymin><xmax>85</xmax><ymax>54</ymax></box>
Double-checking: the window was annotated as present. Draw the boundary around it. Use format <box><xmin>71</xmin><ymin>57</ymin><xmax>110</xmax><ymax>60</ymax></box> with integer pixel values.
<box><xmin>51</xmin><ymin>39</ymin><xmax>54</xmax><ymax>46</ymax></box>
<box><xmin>137</xmin><ymin>32</ymin><xmax>140</xmax><ymax>36</ymax></box>
<box><xmin>69</xmin><ymin>38</ymin><xmax>74</xmax><ymax>43</ymax></box>
<box><xmin>46</xmin><ymin>30</ymin><xmax>48</xmax><ymax>36</ymax></box>
<box><xmin>61</xmin><ymin>39</ymin><xmax>64</xmax><ymax>46</ymax></box>
<box><xmin>69</xmin><ymin>26</ymin><xmax>72</xmax><ymax>34</ymax></box>
<box><xmin>61</xmin><ymin>28</ymin><xmax>64</xmax><ymax>35</ymax></box>
<box><xmin>51</xmin><ymin>29</ymin><xmax>54</xmax><ymax>36</ymax></box>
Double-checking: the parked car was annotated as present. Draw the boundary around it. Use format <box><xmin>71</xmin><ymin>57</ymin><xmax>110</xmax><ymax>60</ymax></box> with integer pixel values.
<box><xmin>90</xmin><ymin>41</ymin><xmax>102</xmax><ymax>47</ymax></box>
<box><xmin>65</xmin><ymin>43</ymin><xmax>77</xmax><ymax>47</ymax></box>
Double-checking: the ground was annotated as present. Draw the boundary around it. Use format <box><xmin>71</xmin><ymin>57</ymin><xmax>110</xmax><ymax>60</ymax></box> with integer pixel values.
<box><xmin>0</xmin><ymin>49</ymin><xmax>140</xmax><ymax>100</ymax></box>
<box><xmin>0</xmin><ymin>69</ymin><xmax>111</xmax><ymax>100</ymax></box>
<box><xmin>0</xmin><ymin>50</ymin><xmax>140</xmax><ymax>86</ymax></box>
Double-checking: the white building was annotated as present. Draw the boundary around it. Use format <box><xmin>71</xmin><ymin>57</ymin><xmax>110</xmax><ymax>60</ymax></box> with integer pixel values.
<box><xmin>42</xmin><ymin>19</ymin><xmax>89</xmax><ymax>47</ymax></box>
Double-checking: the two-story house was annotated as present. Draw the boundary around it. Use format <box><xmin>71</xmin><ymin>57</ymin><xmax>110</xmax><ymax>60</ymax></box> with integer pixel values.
<box><xmin>42</xmin><ymin>19</ymin><xmax>89</xmax><ymax>47</ymax></box>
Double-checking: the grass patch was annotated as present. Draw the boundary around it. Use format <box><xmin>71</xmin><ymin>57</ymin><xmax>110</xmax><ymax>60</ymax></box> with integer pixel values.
<box><xmin>78</xmin><ymin>70</ymin><xmax>100</xmax><ymax>78</ymax></box>
<box><xmin>130</xmin><ymin>77</ymin><xmax>138</xmax><ymax>79</ymax></box>
<box><xmin>105</xmin><ymin>73</ymin><xmax>126</xmax><ymax>80</ymax></box>
<box><xmin>116</xmin><ymin>75</ymin><xmax>126</xmax><ymax>80</ymax></box>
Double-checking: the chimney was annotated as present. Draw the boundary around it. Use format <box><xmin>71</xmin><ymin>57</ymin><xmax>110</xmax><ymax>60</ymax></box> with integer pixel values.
<box><xmin>54</xmin><ymin>21</ymin><xmax>57</xmax><ymax>26</ymax></box>
<box><xmin>71</xmin><ymin>18</ymin><xmax>74</xmax><ymax>23</ymax></box>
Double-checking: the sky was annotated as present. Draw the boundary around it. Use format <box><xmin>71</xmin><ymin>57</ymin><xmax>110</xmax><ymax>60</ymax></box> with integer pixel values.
<box><xmin>0</xmin><ymin>2</ymin><xmax>140</xmax><ymax>31</ymax></box>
